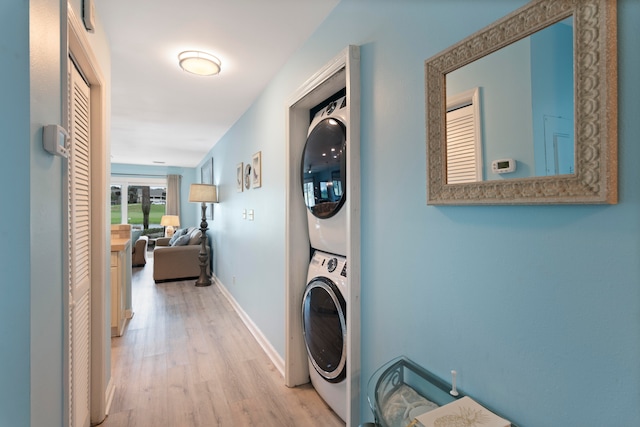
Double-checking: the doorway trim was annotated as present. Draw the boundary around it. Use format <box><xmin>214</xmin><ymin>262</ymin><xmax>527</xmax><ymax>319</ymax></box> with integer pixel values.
<box><xmin>284</xmin><ymin>45</ymin><xmax>361</xmax><ymax>426</ymax></box>
<box><xmin>67</xmin><ymin>6</ymin><xmax>110</xmax><ymax>425</ymax></box>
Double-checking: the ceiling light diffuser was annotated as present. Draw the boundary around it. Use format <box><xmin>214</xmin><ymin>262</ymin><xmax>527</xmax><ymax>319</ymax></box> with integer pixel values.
<box><xmin>178</xmin><ymin>51</ymin><xmax>221</xmax><ymax>76</ymax></box>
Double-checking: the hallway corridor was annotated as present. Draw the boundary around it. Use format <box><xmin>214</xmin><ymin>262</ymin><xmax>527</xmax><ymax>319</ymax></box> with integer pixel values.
<box><xmin>102</xmin><ymin>255</ymin><xmax>344</xmax><ymax>427</ymax></box>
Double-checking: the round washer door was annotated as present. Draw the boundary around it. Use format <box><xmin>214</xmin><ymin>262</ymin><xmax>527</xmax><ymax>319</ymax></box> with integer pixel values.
<box><xmin>301</xmin><ymin>118</ymin><xmax>347</xmax><ymax>219</ymax></box>
<box><xmin>301</xmin><ymin>276</ymin><xmax>347</xmax><ymax>383</ymax></box>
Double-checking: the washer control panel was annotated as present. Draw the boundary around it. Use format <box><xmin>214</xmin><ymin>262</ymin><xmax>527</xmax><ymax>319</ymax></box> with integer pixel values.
<box><xmin>327</xmin><ymin>257</ymin><xmax>338</xmax><ymax>273</ymax></box>
<box><xmin>340</xmin><ymin>262</ymin><xmax>347</xmax><ymax>278</ymax></box>
<box><xmin>311</xmin><ymin>95</ymin><xmax>347</xmax><ymax>123</ymax></box>
<box><xmin>313</xmin><ymin>250</ymin><xmax>347</xmax><ymax>279</ymax></box>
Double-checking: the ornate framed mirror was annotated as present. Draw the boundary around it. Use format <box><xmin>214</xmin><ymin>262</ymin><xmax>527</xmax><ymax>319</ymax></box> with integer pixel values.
<box><xmin>425</xmin><ymin>0</ymin><xmax>617</xmax><ymax>205</ymax></box>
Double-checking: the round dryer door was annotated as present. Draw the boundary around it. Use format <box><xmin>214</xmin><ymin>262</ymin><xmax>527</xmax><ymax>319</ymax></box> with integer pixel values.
<box><xmin>301</xmin><ymin>277</ymin><xmax>347</xmax><ymax>383</ymax></box>
<box><xmin>301</xmin><ymin>118</ymin><xmax>347</xmax><ymax>219</ymax></box>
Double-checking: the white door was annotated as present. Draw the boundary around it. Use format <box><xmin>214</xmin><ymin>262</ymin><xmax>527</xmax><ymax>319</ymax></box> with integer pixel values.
<box><xmin>68</xmin><ymin>57</ymin><xmax>92</xmax><ymax>427</ymax></box>
<box><xmin>446</xmin><ymin>88</ymin><xmax>483</xmax><ymax>183</ymax></box>
<box><xmin>543</xmin><ymin>115</ymin><xmax>574</xmax><ymax>175</ymax></box>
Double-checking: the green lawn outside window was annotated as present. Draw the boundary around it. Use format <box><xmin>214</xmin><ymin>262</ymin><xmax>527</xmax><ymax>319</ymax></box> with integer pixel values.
<box><xmin>110</xmin><ymin>203</ymin><xmax>165</xmax><ymax>226</ymax></box>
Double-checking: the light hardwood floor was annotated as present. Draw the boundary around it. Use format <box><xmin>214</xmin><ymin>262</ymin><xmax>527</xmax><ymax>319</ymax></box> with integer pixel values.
<box><xmin>101</xmin><ymin>253</ymin><xmax>344</xmax><ymax>427</ymax></box>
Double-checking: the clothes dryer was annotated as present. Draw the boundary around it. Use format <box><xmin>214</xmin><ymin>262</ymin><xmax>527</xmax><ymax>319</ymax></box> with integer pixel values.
<box><xmin>302</xmin><ymin>250</ymin><xmax>347</xmax><ymax>421</ymax></box>
<box><xmin>301</xmin><ymin>96</ymin><xmax>348</xmax><ymax>256</ymax></box>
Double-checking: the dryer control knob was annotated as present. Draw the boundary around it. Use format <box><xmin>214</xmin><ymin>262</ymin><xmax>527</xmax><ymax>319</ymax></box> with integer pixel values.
<box><xmin>326</xmin><ymin>101</ymin><xmax>337</xmax><ymax>115</ymax></box>
<box><xmin>327</xmin><ymin>257</ymin><xmax>338</xmax><ymax>273</ymax></box>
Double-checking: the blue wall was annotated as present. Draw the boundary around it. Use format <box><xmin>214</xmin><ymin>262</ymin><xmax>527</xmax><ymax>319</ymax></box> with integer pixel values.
<box><xmin>0</xmin><ymin>2</ymin><xmax>31</xmax><ymax>425</ymax></box>
<box><xmin>201</xmin><ymin>1</ymin><xmax>640</xmax><ymax>425</ymax></box>
<box><xmin>531</xmin><ymin>21</ymin><xmax>574</xmax><ymax>176</ymax></box>
<box><xmin>29</xmin><ymin>2</ymin><xmax>71</xmax><ymax>423</ymax></box>
<box><xmin>0</xmin><ymin>1</ymin><xmax>111</xmax><ymax>425</ymax></box>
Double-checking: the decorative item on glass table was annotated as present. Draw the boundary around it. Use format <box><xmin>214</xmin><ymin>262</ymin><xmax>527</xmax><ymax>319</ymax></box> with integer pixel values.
<box><xmin>412</xmin><ymin>396</ymin><xmax>510</xmax><ymax>427</ymax></box>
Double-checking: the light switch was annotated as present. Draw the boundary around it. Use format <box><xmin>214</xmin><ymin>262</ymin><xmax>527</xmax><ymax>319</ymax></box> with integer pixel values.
<box><xmin>242</xmin><ymin>209</ymin><xmax>247</xmax><ymax>219</ymax></box>
<box><xmin>248</xmin><ymin>209</ymin><xmax>254</xmax><ymax>221</ymax></box>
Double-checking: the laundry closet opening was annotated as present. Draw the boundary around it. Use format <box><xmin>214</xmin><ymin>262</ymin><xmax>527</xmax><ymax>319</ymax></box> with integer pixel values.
<box><xmin>284</xmin><ymin>45</ymin><xmax>361</xmax><ymax>427</ymax></box>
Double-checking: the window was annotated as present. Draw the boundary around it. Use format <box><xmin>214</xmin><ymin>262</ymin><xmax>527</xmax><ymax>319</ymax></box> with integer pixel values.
<box><xmin>332</xmin><ymin>180</ymin><xmax>343</xmax><ymax>197</ymax></box>
<box><xmin>110</xmin><ymin>185</ymin><xmax>122</xmax><ymax>223</ymax></box>
<box><xmin>303</xmin><ymin>180</ymin><xmax>315</xmax><ymax>208</ymax></box>
<box><xmin>110</xmin><ymin>177</ymin><xmax>167</xmax><ymax>233</ymax></box>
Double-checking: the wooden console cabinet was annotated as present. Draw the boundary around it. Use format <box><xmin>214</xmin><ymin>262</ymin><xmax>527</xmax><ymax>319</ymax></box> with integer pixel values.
<box><xmin>110</xmin><ymin>236</ymin><xmax>131</xmax><ymax>337</ymax></box>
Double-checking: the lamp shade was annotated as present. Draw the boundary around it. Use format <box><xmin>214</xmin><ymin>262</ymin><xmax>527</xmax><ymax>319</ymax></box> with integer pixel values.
<box><xmin>189</xmin><ymin>183</ymin><xmax>218</xmax><ymax>203</ymax></box>
<box><xmin>160</xmin><ymin>215</ymin><xmax>180</xmax><ymax>227</ymax></box>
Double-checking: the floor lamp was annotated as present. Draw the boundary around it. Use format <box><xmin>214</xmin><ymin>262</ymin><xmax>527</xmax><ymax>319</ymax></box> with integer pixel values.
<box><xmin>188</xmin><ymin>183</ymin><xmax>218</xmax><ymax>287</ymax></box>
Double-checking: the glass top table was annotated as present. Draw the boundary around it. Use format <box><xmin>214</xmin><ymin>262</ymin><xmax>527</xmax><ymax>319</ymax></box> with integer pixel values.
<box><xmin>364</xmin><ymin>356</ymin><xmax>517</xmax><ymax>427</ymax></box>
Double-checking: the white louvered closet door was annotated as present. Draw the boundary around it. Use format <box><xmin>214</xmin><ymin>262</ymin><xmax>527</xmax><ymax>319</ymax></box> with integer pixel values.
<box><xmin>68</xmin><ymin>57</ymin><xmax>92</xmax><ymax>427</ymax></box>
<box><xmin>446</xmin><ymin>104</ymin><xmax>481</xmax><ymax>184</ymax></box>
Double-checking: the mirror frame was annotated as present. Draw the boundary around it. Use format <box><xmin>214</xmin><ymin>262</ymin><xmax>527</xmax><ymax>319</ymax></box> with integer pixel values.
<box><xmin>425</xmin><ymin>0</ymin><xmax>617</xmax><ymax>205</ymax></box>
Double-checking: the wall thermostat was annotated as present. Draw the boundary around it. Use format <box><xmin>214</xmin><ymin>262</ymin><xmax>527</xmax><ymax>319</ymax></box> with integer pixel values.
<box><xmin>83</xmin><ymin>0</ymin><xmax>96</xmax><ymax>33</ymax></box>
<box><xmin>492</xmin><ymin>158</ymin><xmax>516</xmax><ymax>174</ymax></box>
<box><xmin>43</xmin><ymin>124</ymin><xmax>69</xmax><ymax>158</ymax></box>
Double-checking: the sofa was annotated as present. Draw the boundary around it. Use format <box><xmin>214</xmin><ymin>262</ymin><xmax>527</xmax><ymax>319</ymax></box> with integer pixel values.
<box><xmin>131</xmin><ymin>235</ymin><xmax>148</xmax><ymax>267</ymax></box>
<box><xmin>153</xmin><ymin>227</ymin><xmax>210</xmax><ymax>283</ymax></box>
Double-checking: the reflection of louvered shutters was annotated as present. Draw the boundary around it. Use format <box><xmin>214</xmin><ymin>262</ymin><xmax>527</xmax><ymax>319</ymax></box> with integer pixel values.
<box><xmin>446</xmin><ymin>105</ymin><xmax>478</xmax><ymax>184</ymax></box>
<box><xmin>68</xmin><ymin>58</ymin><xmax>91</xmax><ymax>427</ymax></box>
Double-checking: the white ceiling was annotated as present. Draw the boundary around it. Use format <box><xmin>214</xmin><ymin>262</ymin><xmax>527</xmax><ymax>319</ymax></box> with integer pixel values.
<box><xmin>96</xmin><ymin>0</ymin><xmax>340</xmax><ymax>168</ymax></box>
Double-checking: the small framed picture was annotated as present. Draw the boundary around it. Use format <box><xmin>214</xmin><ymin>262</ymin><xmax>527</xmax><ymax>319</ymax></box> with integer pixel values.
<box><xmin>244</xmin><ymin>164</ymin><xmax>252</xmax><ymax>190</ymax></box>
<box><xmin>236</xmin><ymin>163</ymin><xmax>244</xmax><ymax>192</ymax></box>
<box><xmin>252</xmin><ymin>151</ymin><xmax>262</xmax><ymax>188</ymax></box>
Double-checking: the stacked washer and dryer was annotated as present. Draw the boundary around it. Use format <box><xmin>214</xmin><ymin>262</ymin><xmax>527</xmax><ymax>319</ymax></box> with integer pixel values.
<box><xmin>300</xmin><ymin>95</ymin><xmax>349</xmax><ymax>421</ymax></box>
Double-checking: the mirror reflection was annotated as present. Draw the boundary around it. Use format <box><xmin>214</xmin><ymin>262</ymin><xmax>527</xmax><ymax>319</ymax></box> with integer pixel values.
<box><xmin>445</xmin><ymin>17</ymin><xmax>574</xmax><ymax>183</ymax></box>
<box><xmin>301</xmin><ymin>118</ymin><xmax>347</xmax><ymax>219</ymax></box>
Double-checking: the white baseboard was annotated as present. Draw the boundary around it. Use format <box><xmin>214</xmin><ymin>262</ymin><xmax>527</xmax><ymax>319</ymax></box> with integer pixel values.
<box><xmin>213</xmin><ymin>275</ymin><xmax>285</xmax><ymax>377</ymax></box>
<box><xmin>105</xmin><ymin>377</ymin><xmax>116</xmax><ymax>415</ymax></box>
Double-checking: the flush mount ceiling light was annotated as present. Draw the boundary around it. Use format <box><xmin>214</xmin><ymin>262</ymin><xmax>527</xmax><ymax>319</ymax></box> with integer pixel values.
<box><xmin>178</xmin><ymin>50</ymin><xmax>221</xmax><ymax>76</ymax></box>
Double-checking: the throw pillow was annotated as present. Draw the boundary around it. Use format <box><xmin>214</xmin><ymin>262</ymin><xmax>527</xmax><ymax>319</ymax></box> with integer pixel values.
<box><xmin>171</xmin><ymin>234</ymin><xmax>191</xmax><ymax>246</ymax></box>
<box><xmin>168</xmin><ymin>228</ymin><xmax>186</xmax><ymax>246</ymax></box>
<box><xmin>188</xmin><ymin>229</ymin><xmax>202</xmax><ymax>245</ymax></box>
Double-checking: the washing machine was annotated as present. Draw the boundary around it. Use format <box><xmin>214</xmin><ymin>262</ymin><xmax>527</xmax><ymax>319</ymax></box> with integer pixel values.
<box><xmin>302</xmin><ymin>249</ymin><xmax>348</xmax><ymax>421</ymax></box>
<box><xmin>301</xmin><ymin>95</ymin><xmax>348</xmax><ymax>256</ymax></box>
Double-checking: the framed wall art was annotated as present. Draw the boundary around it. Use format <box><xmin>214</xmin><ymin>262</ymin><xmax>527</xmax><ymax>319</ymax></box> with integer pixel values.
<box><xmin>252</xmin><ymin>151</ymin><xmax>262</xmax><ymax>188</ymax></box>
<box><xmin>244</xmin><ymin>163</ymin><xmax>252</xmax><ymax>190</ymax></box>
<box><xmin>236</xmin><ymin>162</ymin><xmax>244</xmax><ymax>192</ymax></box>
